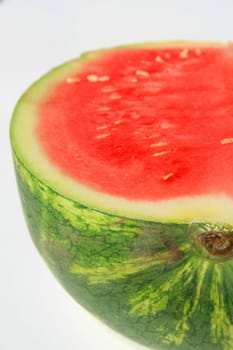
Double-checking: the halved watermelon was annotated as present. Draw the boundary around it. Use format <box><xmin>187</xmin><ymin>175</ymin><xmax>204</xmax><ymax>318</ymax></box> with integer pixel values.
<box><xmin>10</xmin><ymin>41</ymin><xmax>233</xmax><ymax>350</ymax></box>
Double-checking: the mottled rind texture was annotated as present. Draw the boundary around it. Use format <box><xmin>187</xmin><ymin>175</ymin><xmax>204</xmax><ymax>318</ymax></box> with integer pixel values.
<box><xmin>14</xmin><ymin>153</ymin><xmax>233</xmax><ymax>350</ymax></box>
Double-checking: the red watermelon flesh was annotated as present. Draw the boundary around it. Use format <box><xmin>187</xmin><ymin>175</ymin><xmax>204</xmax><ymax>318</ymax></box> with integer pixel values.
<box><xmin>38</xmin><ymin>45</ymin><xmax>233</xmax><ymax>201</ymax></box>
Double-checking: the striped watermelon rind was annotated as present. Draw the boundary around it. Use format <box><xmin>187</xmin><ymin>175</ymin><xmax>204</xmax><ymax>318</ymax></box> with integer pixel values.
<box><xmin>10</xmin><ymin>42</ymin><xmax>233</xmax><ymax>350</ymax></box>
<box><xmin>14</xmin><ymin>152</ymin><xmax>233</xmax><ymax>350</ymax></box>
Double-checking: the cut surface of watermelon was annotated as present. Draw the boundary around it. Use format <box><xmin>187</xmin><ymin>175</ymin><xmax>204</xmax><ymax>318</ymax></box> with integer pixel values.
<box><xmin>10</xmin><ymin>41</ymin><xmax>233</xmax><ymax>223</ymax></box>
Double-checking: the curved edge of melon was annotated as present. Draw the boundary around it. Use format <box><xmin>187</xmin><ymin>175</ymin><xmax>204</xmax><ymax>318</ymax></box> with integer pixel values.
<box><xmin>10</xmin><ymin>40</ymin><xmax>233</xmax><ymax>225</ymax></box>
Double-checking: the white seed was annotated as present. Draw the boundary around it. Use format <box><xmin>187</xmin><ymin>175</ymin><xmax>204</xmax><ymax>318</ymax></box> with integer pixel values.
<box><xmin>96</xmin><ymin>106</ymin><xmax>111</xmax><ymax>112</ymax></box>
<box><xmin>162</xmin><ymin>172</ymin><xmax>174</xmax><ymax>181</ymax></box>
<box><xmin>131</xmin><ymin>112</ymin><xmax>140</xmax><ymax>119</ymax></box>
<box><xmin>160</xmin><ymin>120</ymin><xmax>172</xmax><ymax>129</ymax></box>
<box><xmin>131</xmin><ymin>77</ymin><xmax>138</xmax><ymax>83</ymax></box>
<box><xmin>153</xmin><ymin>150</ymin><xmax>170</xmax><ymax>157</ymax></box>
<box><xmin>87</xmin><ymin>74</ymin><xmax>99</xmax><ymax>82</ymax></box>
<box><xmin>165</xmin><ymin>52</ymin><xmax>171</xmax><ymax>59</ymax></box>
<box><xmin>136</xmin><ymin>69</ymin><xmax>150</xmax><ymax>77</ymax></box>
<box><xmin>155</xmin><ymin>56</ymin><xmax>164</xmax><ymax>63</ymax></box>
<box><xmin>179</xmin><ymin>48</ymin><xmax>189</xmax><ymax>59</ymax></box>
<box><xmin>102</xmin><ymin>86</ymin><xmax>116</xmax><ymax>93</ymax></box>
<box><xmin>66</xmin><ymin>77</ymin><xmax>81</xmax><ymax>83</ymax></box>
<box><xmin>99</xmin><ymin>75</ymin><xmax>110</xmax><ymax>82</ymax></box>
<box><xmin>140</xmin><ymin>60</ymin><xmax>151</xmax><ymax>66</ymax></box>
<box><xmin>134</xmin><ymin>131</ymin><xmax>140</xmax><ymax>135</ymax></box>
<box><xmin>109</xmin><ymin>93</ymin><xmax>122</xmax><ymax>100</ymax></box>
<box><xmin>221</xmin><ymin>138</ymin><xmax>233</xmax><ymax>145</ymax></box>
<box><xmin>150</xmin><ymin>141</ymin><xmax>168</xmax><ymax>147</ymax></box>
<box><xmin>95</xmin><ymin>133</ymin><xmax>110</xmax><ymax>139</ymax></box>
<box><xmin>195</xmin><ymin>48</ymin><xmax>202</xmax><ymax>56</ymax></box>
<box><xmin>115</xmin><ymin>120</ymin><xmax>123</xmax><ymax>125</ymax></box>
<box><xmin>96</xmin><ymin>125</ymin><xmax>108</xmax><ymax>130</ymax></box>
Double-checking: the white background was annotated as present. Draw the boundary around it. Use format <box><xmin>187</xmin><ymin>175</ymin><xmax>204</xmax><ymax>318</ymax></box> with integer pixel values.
<box><xmin>1</xmin><ymin>1</ymin><xmax>232</xmax><ymax>349</ymax></box>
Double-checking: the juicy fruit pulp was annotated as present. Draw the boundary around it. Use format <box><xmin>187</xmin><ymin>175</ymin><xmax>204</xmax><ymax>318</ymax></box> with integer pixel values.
<box><xmin>10</xmin><ymin>42</ymin><xmax>233</xmax><ymax>350</ymax></box>
<box><xmin>39</xmin><ymin>45</ymin><xmax>233</xmax><ymax>201</ymax></box>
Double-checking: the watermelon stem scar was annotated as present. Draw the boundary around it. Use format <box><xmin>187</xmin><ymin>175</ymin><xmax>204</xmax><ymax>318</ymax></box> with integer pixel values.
<box><xmin>10</xmin><ymin>41</ymin><xmax>233</xmax><ymax>350</ymax></box>
<box><xmin>189</xmin><ymin>223</ymin><xmax>233</xmax><ymax>263</ymax></box>
<box><xmin>198</xmin><ymin>230</ymin><xmax>233</xmax><ymax>256</ymax></box>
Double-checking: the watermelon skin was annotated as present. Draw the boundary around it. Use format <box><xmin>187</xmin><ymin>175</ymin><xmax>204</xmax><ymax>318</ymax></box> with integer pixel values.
<box><xmin>13</xmin><ymin>152</ymin><xmax>233</xmax><ymax>350</ymax></box>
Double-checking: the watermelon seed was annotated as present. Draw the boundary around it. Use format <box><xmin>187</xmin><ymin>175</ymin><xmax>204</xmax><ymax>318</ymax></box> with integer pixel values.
<box><xmin>87</xmin><ymin>74</ymin><xmax>99</xmax><ymax>82</ymax></box>
<box><xmin>148</xmin><ymin>134</ymin><xmax>160</xmax><ymax>139</ymax></box>
<box><xmin>95</xmin><ymin>133</ymin><xmax>110</xmax><ymax>139</ymax></box>
<box><xmin>160</xmin><ymin>120</ymin><xmax>172</xmax><ymax>129</ymax></box>
<box><xmin>150</xmin><ymin>141</ymin><xmax>168</xmax><ymax>147</ymax></box>
<box><xmin>136</xmin><ymin>69</ymin><xmax>150</xmax><ymax>77</ymax></box>
<box><xmin>109</xmin><ymin>93</ymin><xmax>122</xmax><ymax>100</ymax></box>
<box><xmin>99</xmin><ymin>75</ymin><xmax>110</xmax><ymax>82</ymax></box>
<box><xmin>162</xmin><ymin>172</ymin><xmax>174</xmax><ymax>181</ymax></box>
<box><xmin>102</xmin><ymin>86</ymin><xmax>116</xmax><ymax>93</ymax></box>
<box><xmin>165</xmin><ymin>52</ymin><xmax>171</xmax><ymax>59</ymax></box>
<box><xmin>114</xmin><ymin>120</ymin><xmax>123</xmax><ymax>125</ymax></box>
<box><xmin>179</xmin><ymin>48</ymin><xmax>189</xmax><ymax>59</ymax></box>
<box><xmin>153</xmin><ymin>150</ymin><xmax>170</xmax><ymax>157</ymax></box>
<box><xmin>96</xmin><ymin>125</ymin><xmax>108</xmax><ymax>130</ymax></box>
<box><xmin>130</xmin><ymin>112</ymin><xmax>140</xmax><ymax>119</ymax></box>
<box><xmin>66</xmin><ymin>77</ymin><xmax>81</xmax><ymax>83</ymax></box>
<box><xmin>195</xmin><ymin>48</ymin><xmax>202</xmax><ymax>56</ymax></box>
<box><xmin>155</xmin><ymin>56</ymin><xmax>164</xmax><ymax>63</ymax></box>
<box><xmin>131</xmin><ymin>77</ymin><xmax>138</xmax><ymax>83</ymax></box>
<box><xmin>140</xmin><ymin>60</ymin><xmax>151</xmax><ymax>66</ymax></box>
<box><xmin>221</xmin><ymin>138</ymin><xmax>233</xmax><ymax>145</ymax></box>
<box><xmin>96</xmin><ymin>107</ymin><xmax>111</xmax><ymax>112</ymax></box>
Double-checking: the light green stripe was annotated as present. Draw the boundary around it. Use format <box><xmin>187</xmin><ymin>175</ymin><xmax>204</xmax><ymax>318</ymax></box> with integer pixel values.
<box><xmin>210</xmin><ymin>265</ymin><xmax>233</xmax><ymax>349</ymax></box>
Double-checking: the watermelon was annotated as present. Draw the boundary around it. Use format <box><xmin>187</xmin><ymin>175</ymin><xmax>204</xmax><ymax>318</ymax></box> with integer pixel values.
<box><xmin>10</xmin><ymin>41</ymin><xmax>233</xmax><ymax>350</ymax></box>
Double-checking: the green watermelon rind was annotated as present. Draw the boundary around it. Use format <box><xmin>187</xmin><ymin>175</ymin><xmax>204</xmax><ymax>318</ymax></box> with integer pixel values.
<box><xmin>10</xmin><ymin>41</ymin><xmax>233</xmax><ymax>350</ymax></box>
<box><xmin>13</xmin><ymin>151</ymin><xmax>233</xmax><ymax>350</ymax></box>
